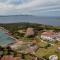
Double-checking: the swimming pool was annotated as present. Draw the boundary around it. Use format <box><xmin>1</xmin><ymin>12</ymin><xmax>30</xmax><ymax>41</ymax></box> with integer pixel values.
<box><xmin>0</xmin><ymin>31</ymin><xmax>15</xmax><ymax>47</ymax></box>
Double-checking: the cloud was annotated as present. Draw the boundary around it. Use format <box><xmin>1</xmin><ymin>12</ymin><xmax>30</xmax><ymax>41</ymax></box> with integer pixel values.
<box><xmin>0</xmin><ymin>0</ymin><xmax>60</xmax><ymax>16</ymax></box>
<box><xmin>0</xmin><ymin>0</ymin><xmax>7</xmax><ymax>2</ymax></box>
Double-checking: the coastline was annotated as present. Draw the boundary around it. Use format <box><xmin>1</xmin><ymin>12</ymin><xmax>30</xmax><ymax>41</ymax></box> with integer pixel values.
<box><xmin>0</xmin><ymin>27</ymin><xmax>20</xmax><ymax>47</ymax></box>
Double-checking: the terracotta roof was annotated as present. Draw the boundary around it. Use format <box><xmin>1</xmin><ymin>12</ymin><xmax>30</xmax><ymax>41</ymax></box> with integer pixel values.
<box><xmin>1</xmin><ymin>55</ymin><xmax>14</xmax><ymax>60</ymax></box>
<box><xmin>1</xmin><ymin>56</ymin><xmax>21</xmax><ymax>60</ymax></box>
<box><xmin>42</xmin><ymin>31</ymin><xmax>55</xmax><ymax>36</ymax></box>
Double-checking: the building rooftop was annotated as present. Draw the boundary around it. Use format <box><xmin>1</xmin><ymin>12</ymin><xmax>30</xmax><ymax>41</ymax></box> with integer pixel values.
<box><xmin>41</xmin><ymin>31</ymin><xmax>55</xmax><ymax>36</ymax></box>
<box><xmin>1</xmin><ymin>55</ymin><xmax>22</xmax><ymax>60</ymax></box>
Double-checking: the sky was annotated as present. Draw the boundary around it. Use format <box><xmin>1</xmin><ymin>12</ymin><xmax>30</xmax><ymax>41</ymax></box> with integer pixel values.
<box><xmin>0</xmin><ymin>0</ymin><xmax>60</xmax><ymax>16</ymax></box>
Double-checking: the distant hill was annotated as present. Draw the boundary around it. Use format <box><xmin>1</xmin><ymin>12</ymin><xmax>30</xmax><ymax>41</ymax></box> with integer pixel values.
<box><xmin>0</xmin><ymin>15</ymin><xmax>60</xmax><ymax>18</ymax></box>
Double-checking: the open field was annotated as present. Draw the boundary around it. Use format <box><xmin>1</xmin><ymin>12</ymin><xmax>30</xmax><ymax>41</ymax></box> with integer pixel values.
<box><xmin>36</xmin><ymin>40</ymin><xmax>60</xmax><ymax>60</ymax></box>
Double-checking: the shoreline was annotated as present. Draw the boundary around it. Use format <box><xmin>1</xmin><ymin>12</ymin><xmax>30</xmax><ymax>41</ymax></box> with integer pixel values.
<box><xmin>0</xmin><ymin>27</ymin><xmax>20</xmax><ymax>47</ymax></box>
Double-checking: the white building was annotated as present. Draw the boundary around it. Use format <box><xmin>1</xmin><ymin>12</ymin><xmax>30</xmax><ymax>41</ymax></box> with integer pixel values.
<box><xmin>49</xmin><ymin>55</ymin><xmax>58</xmax><ymax>60</ymax></box>
<box><xmin>41</xmin><ymin>31</ymin><xmax>60</xmax><ymax>42</ymax></box>
<box><xmin>41</xmin><ymin>31</ymin><xmax>56</xmax><ymax>41</ymax></box>
<box><xmin>55</xmin><ymin>33</ymin><xmax>60</xmax><ymax>41</ymax></box>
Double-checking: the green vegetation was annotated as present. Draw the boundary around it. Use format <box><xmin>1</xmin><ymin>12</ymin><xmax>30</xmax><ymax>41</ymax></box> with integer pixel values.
<box><xmin>36</xmin><ymin>41</ymin><xmax>60</xmax><ymax>60</ymax></box>
<box><xmin>0</xmin><ymin>22</ymin><xmax>60</xmax><ymax>39</ymax></box>
<box><xmin>0</xmin><ymin>46</ymin><xmax>17</xmax><ymax>56</ymax></box>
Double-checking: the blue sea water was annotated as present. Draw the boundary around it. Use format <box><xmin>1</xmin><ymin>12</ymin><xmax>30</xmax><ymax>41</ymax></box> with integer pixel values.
<box><xmin>0</xmin><ymin>31</ymin><xmax>14</xmax><ymax>47</ymax></box>
<box><xmin>0</xmin><ymin>15</ymin><xmax>60</xmax><ymax>26</ymax></box>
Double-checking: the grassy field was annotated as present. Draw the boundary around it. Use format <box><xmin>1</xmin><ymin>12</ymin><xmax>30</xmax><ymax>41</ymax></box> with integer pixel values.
<box><xmin>35</xmin><ymin>40</ymin><xmax>60</xmax><ymax>60</ymax></box>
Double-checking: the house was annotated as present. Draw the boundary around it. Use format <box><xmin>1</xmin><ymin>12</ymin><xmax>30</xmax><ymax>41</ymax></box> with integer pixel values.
<box><xmin>41</xmin><ymin>31</ymin><xmax>56</xmax><ymax>41</ymax></box>
<box><xmin>18</xmin><ymin>30</ymin><xmax>25</xmax><ymax>34</ymax></box>
<box><xmin>41</xmin><ymin>31</ymin><xmax>60</xmax><ymax>42</ymax></box>
<box><xmin>55</xmin><ymin>33</ymin><xmax>60</xmax><ymax>41</ymax></box>
<box><xmin>1</xmin><ymin>55</ymin><xmax>23</xmax><ymax>60</ymax></box>
<box><xmin>9</xmin><ymin>41</ymin><xmax>26</xmax><ymax>49</ymax></box>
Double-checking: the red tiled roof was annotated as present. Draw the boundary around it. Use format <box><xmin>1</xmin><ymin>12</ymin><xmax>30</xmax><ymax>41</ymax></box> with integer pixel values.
<box><xmin>1</xmin><ymin>56</ymin><xmax>14</xmax><ymax>60</ymax></box>
<box><xmin>1</xmin><ymin>56</ymin><xmax>21</xmax><ymax>60</ymax></box>
<box><xmin>42</xmin><ymin>31</ymin><xmax>55</xmax><ymax>36</ymax></box>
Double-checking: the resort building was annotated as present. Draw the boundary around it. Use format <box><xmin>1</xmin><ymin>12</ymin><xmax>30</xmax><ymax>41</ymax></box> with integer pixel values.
<box><xmin>41</xmin><ymin>31</ymin><xmax>56</xmax><ymax>41</ymax></box>
<box><xmin>1</xmin><ymin>55</ymin><xmax>23</xmax><ymax>60</ymax></box>
<box><xmin>55</xmin><ymin>33</ymin><xmax>60</xmax><ymax>41</ymax></box>
<box><xmin>41</xmin><ymin>31</ymin><xmax>60</xmax><ymax>41</ymax></box>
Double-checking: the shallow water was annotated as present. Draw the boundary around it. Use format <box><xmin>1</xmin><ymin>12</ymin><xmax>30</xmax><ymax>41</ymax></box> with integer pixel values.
<box><xmin>0</xmin><ymin>31</ymin><xmax>14</xmax><ymax>47</ymax></box>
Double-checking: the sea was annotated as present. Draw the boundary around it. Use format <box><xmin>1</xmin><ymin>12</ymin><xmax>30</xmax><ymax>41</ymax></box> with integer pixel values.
<box><xmin>0</xmin><ymin>31</ymin><xmax>14</xmax><ymax>47</ymax></box>
<box><xmin>0</xmin><ymin>15</ymin><xmax>60</xmax><ymax>26</ymax></box>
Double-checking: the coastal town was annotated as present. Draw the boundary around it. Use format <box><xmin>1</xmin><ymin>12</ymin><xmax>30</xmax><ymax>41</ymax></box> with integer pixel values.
<box><xmin>0</xmin><ymin>0</ymin><xmax>60</xmax><ymax>60</ymax></box>
<box><xmin>0</xmin><ymin>23</ymin><xmax>60</xmax><ymax>60</ymax></box>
